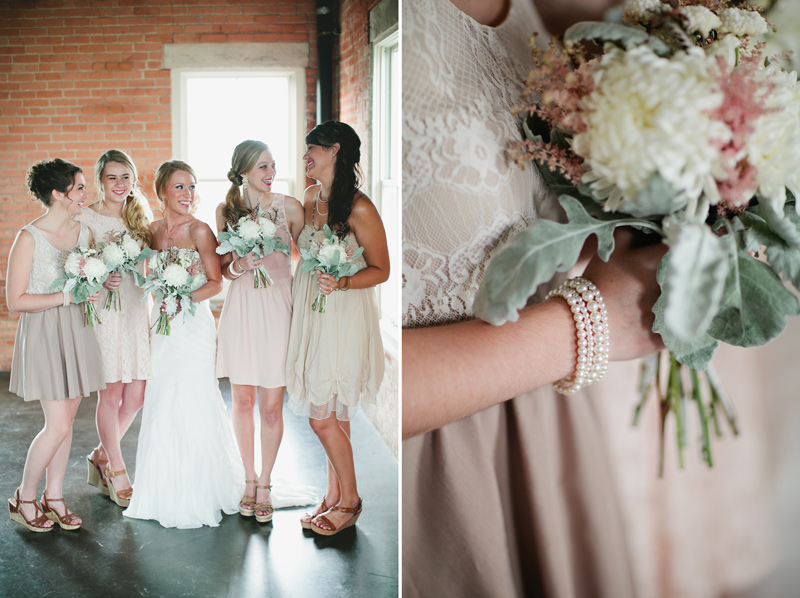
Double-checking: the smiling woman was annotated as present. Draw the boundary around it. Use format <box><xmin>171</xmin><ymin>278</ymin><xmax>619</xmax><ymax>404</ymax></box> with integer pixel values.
<box><xmin>6</xmin><ymin>158</ymin><xmax>105</xmax><ymax>533</ymax></box>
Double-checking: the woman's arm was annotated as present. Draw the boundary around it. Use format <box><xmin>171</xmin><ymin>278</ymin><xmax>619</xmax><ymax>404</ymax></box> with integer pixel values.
<box><xmin>403</xmin><ymin>236</ymin><xmax>666</xmax><ymax>438</ymax></box>
<box><xmin>215</xmin><ymin>203</ymin><xmax>238</xmax><ymax>279</ymax></box>
<box><xmin>319</xmin><ymin>193</ymin><xmax>389</xmax><ymax>293</ymax></box>
<box><xmin>190</xmin><ymin>221</ymin><xmax>223</xmax><ymax>301</ymax></box>
<box><xmin>284</xmin><ymin>194</ymin><xmax>305</xmax><ymax>246</ymax></box>
<box><xmin>6</xmin><ymin>229</ymin><xmax>66</xmax><ymax>313</ymax></box>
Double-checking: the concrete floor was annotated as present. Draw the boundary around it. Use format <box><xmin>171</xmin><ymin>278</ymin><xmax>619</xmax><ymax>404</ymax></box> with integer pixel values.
<box><xmin>0</xmin><ymin>373</ymin><xmax>398</xmax><ymax>598</ymax></box>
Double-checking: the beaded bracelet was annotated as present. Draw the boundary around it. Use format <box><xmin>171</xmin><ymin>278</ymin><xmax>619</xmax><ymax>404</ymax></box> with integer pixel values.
<box><xmin>545</xmin><ymin>276</ymin><xmax>610</xmax><ymax>395</ymax></box>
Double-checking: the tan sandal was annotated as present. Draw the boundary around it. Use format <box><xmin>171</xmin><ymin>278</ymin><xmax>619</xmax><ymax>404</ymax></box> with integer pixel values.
<box><xmin>310</xmin><ymin>498</ymin><xmax>363</xmax><ymax>537</ymax></box>
<box><xmin>300</xmin><ymin>498</ymin><xmax>328</xmax><ymax>530</ymax></box>
<box><xmin>8</xmin><ymin>488</ymin><xmax>53</xmax><ymax>533</ymax></box>
<box><xmin>105</xmin><ymin>468</ymin><xmax>132</xmax><ymax>507</ymax></box>
<box><xmin>254</xmin><ymin>484</ymin><xmax>274</xmax><ymax>523</ymax></box>
<box><xmin>239</xmin><ymin>479</ymin><xmax>258</xmax><ymax>517</ymax></box>
<box><xmin>86</xmin><ymin>450</ymin><xmax>109</xmax><ymax>496</ymax></box>
<box><xmin>41</xmin><ymin>495</ymin><xmax>81</xmax><ymax>531</ymax></box>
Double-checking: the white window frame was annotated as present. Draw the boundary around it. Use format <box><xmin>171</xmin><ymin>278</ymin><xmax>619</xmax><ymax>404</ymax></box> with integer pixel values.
<box><xmin>371</xmin><ymin>29</ymin><xmax>400</xmax><ymax>356</ymax></box>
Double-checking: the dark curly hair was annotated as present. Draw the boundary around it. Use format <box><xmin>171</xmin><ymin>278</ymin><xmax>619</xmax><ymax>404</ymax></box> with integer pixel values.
<box><xmin>306</xmin><ymin>121</ymin><xmax>362</xmax><ymax>235</ymax></box>
<box><xmin>26</xmin><ymin>158</ymin><xmax>82</xmax><ymax>207</ymax></box>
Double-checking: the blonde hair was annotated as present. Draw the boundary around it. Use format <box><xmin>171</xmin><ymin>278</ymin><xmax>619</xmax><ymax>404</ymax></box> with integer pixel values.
<box><xmin>95</xmin><ymin>149</ymin><xmax>153</xmax><ymax>245</ymax></box>
<box><xmin>223</xmin><ymin>140</ymin><xmax>270</xmax><ymax>225</ymax></box>
<box><xmin>154</xmin><ymin>160</ymin><xmax>199</xmax><ymax>215</ymax></box>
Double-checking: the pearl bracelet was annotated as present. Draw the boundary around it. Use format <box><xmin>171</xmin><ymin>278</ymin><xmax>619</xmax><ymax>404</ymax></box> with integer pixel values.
<box><xmin>545</xmin><ymin>276</ymin><xmax>610</xmax><ymax>395</ymax></box>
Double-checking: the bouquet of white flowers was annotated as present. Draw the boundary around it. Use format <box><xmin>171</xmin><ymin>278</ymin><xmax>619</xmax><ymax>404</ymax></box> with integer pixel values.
<box><xmin>142</xmin><ymin>248</ymin><xmax>204</xmax><ymax>335</ymax></box>
<box><xmin>300</xmin><ymin>224</ymin><xmax>364</xmax><ymax>313</ymax></box>
<box><xmin>97</xmin><ymin>230</ymin><xmax>151</xmax><ymax>311</ymax></box>
<box><xmin>51</xmin><ymin>246</ymin><xmax>110</xmax><ymax>327</ymax></box>
<box><xmin>473</xmin><ymin>0</ymin><xmax>800</xmax><ymax>473</ymax></box>
<box><xmin>216</xmin><ymin>206</ymin><xmax>290</xmax><ymax>288</ymax></box>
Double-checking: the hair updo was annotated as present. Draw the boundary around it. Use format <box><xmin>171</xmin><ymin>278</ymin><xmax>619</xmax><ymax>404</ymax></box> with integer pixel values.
<box><xmin>223</xmin><ymin>140</ymin><xmax>271</xmax><ymax>225</ymax></box>
<box><xmin>305</xmin><ymin>121</ymin><xmax>362</xmax><ymax>235</ymax></box>
<box><xmin>26</xmin><ymin>158</ymin><xmax>82</xmax><ymax>207</ymax></box>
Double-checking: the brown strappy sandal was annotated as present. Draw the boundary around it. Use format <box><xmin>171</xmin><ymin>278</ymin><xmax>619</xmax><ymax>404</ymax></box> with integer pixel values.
<box><xmin>310</xmin><ymin>498</ymin><xmax>363</xmax><ymax>537</ymax></box>
<box><xmin>300</xmin><ymin>498</ymin><xmax>328</xmax><ymax>530</ymax></box>
<box><xmin>239</xmin><ymin>479</ymin><xmax>258</xmax><ymax>517</ymax></box>
<box><xmin>105</xmin><ymin>468</ymin><xmax>133</xmax><ymax>507</ymax></box>
<box><xmin>8</xmin><ymin>488</ymin><xmax>54</xmax><ymax>533</ymax></box>
<box><xmin>254</xmin><ymin>484</ymin><xmax>274</xmax><ymax>523</ymax></box>
<box><xmin>41</xmin><ymin>494</ymin><xmax>82</xmax><ymax>531</ymax></box>
<box><xmin>87</xmin><ymin>450</ymin><xmax>109</xmax><ymax>496</ymax></box>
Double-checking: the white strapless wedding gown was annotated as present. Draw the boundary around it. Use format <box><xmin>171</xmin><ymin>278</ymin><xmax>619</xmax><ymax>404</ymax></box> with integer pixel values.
<box><xmin>124</xmin><ymin>291</ymin><xmax>245</xmax><ymax>529</ymax></box>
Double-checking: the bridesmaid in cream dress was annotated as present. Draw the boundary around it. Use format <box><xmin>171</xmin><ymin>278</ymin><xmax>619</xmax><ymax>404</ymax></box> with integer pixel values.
<box><xmin>286</xmin><ymin>121</ymin><xmax>388</xmax><ymax>536</ymax></box>
<box><xmin>402</xmin><ymin>0</ymin><xmax>775</xmax><ymax>596</ymax></box>
<box><xmin>78</xmin><ymin>149</ymin><xmax>152</xmax><ymax>509</ymax></box>
<box><xmin>215</xmin><ymin>140</ymin><xmax>304</xmax><ymax>523</ymax></box>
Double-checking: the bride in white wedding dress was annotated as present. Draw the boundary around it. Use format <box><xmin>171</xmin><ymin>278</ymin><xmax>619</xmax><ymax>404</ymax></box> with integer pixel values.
<box><xmin>124</xmin><ymin>160</ymin><xmax>244</xmax><ymax>529</ymax></box>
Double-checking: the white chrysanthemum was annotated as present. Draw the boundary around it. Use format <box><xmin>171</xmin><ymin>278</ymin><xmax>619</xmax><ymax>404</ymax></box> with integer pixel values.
<box><xmin>746</xmin><ymin>65</ymin><xmax>800</xmax><ymax>213</ymax></box>
<box><xmin>679</xmin><ymin>6</ymin><xmax>722</xmax><ymax>38</ymax></box>
<box><xmin>163</xmin><ymin>294</ymin><xmax>178</xmax><ymax>316</ymax></box>
<box><xmin>572</xmin><ymin>45</ymin><xmax>730</xmax><ymax>214</ymax></box>
<box><xmin>238</xmin><ymin>219</ymin><xmax>262</xmax><ymax>241</ymax></box>
<box><xmin>258</xmin><ymin>217</ymin><xmax>277</xmax><ymax>238</ymax></box>
<box><xmin>64</xmin><ymin>252</ymin><xmax>82</xmax><ymax>276</ymax></box>
<box><xmin>122</xmin><ymin>235</ymin><xmax>141</xmax><ymax>259</ymax></box>
<box><xmin>318</xmin><ymin>242</ymin><xmax>347</xmax><ymax>267</ymax></box>
<box><xmin>163</xmin><ymin>263</ymin><xmax>190</xmax><ymax>287</ymax></box>
<box><xmin>622</xmin><ymin>0</ymin><xmax>668</xmax><ymax>27</ymax></box>
<box><xmin>102</xmin><ymin>244</ymin><xmax>125</xmax><ymax>265</ymax></box>
<box><xmin>704</xmin><ymin>34</ymin><xmax>740</xmax><ymax>69</ymax></box>
<box><xmin>718</xmin><ymin>8</ymin><xmax>769</xmax><ymax>37</ymax></box>
<box><xmin>83</xmin><ymin>257</ymin><xmax>108</xmax><ymax>282</ymax></box>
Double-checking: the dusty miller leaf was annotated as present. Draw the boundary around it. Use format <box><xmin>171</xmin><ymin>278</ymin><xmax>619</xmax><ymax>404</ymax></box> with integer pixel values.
<box><xmin>662</xmin><ymin>223</ymin><xmax>730</xmax><ymax>342</ymax></box>
<box><xmin>708</xmin><ymin>243</ymin><xmax>800</xmax><ymax>347</ymax></box>
<box><xmin>652</xmin><ymin>255</ymin><xmax>718</xmax><ymax>370</ymax></box>
<box><xmin>473</xmin><ymin>195</ymin><xmax>651</xmax><ymax>325</ymax></box>
<box><xmin>564</xmin><ymin>22</ymin><xmax>669</xmax><ymax>55</ymax></box>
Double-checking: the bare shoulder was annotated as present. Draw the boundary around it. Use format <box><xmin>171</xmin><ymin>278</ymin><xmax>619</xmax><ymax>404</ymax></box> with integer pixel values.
<box><xmin>284</xmin><ymin>193</ymin><xmax>303</xmax><ymax>213</ymax></box>
<box><xmin>351</xmin><ymin>191</ymin><xmax>379</xmax><ymax>217</ymax></box>
<box><xmin>303</xmin><ymin>184</ymin><xmax>321</xmax><ymax>206</ymax></box>
<box><xmin>190</xmin><ymin>217</ymin><xmax>216</xmax><ymax>241</ymax></box>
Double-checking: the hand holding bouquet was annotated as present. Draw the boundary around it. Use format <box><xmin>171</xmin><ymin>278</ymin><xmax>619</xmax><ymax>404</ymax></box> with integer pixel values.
<box><xmin>51</xmin><ymin>246</ymin><xmax>110</xmax><ymax>327</ymax></box>
<box><xmin>142</xmin><ymin>248</ymin><xmax>204</xmax><ymax>335</ymax></box>
<box><xmin>97</xmin><ymin>230</ymin><xmax>151</xmax><ymax>311</ymax></box>
<box><xmin>216</xmin><ymin>206</ymin><xmax>290</xmax><ymax>288</ymax></box>
<box><xmin>300</xmin><ymin>224</ymin><xmax>364</xmax><ymax>313</ymax></box>
<box><xmin>473</xmin><ymin>1</ymin><xmax>800</xmax><ymax>472</ymax></box>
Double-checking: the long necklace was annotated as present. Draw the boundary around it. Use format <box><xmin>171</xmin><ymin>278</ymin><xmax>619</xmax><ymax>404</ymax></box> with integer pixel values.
<box><xmin>312</xmin><ymin>190</ymin><xmax>329</xmax><ymax>228</ymax></box>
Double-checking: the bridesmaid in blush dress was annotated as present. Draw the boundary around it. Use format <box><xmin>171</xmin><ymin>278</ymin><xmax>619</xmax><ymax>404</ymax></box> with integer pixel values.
<box><xmin>215</xmin><ymin>140</ymin><xmax>305</xmax><ymax>523</ymax></box>
<box><xmin>7</xmin><ymin>159</ymin><xmax>105</xmax><ymax>532</ymax></box>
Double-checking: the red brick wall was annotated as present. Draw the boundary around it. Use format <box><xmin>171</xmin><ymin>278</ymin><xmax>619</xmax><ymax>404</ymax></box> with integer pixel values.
<box><xmin>338</xmin><ymin>0</ymin><xmax>371</xmax><ymax>183</ymax></box>
<box><xmin>0</xmin><ymin>0</ymin><xmax>318</xmax><ymax>370</ymax></box>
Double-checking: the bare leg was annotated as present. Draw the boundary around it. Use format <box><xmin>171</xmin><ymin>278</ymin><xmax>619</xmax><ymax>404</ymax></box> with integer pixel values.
<box><xmin>255</xmin><ymin>386</ymin><xmax>285</xmax><ymax>507</ymax></box>
<box><xmin>231</xmin><ymin>383</ymin><xmax>258</xmax><ymax>505</ymax></box>
<box><xmin>300</xmin><ymin>418</ymin><xmax>348</xmax><ymax>525</ymax></box>
<box><xmin>92</xmin><ymin>379</ymin><xmax>144</xmax><ymax>487</ymax></box>
<box><xmin>309</xmin><ymin>414</ymin><xmax>360</xmax><ymax>530</ymax></box>
<box><xmin>17</xmin><ymin>397</ymin><xmax>81</xmax><ymax>524</ymax></box>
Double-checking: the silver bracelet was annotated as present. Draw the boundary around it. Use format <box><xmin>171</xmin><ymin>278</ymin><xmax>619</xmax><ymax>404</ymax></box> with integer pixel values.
<box><xmin>228</xmin><ymin>259</ymin><xmax>243</xmax><ymax>279</ymax></box>
<box><xmin>546</xmin><ymin>276</ymin><xmax>609</xmax><ymax>394</ymax></box>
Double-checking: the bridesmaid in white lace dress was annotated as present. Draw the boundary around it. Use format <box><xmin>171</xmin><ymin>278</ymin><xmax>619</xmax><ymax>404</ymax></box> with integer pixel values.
<box><xmin>286</xmin><ymin>121</ymin><xmax>388</xmax><ymax>535</ymax></box>
<box><xmin>403</xmin><ymin>1</ymin><xmax>776</xmax><ymax>597</ymax></box>
<box><xmin>215</xmin><ymin>140</ymin><xmax>304</xmax><ymax>523</ymax></box>
<box><xmin>7</xmin><ymin>159</ymin><xmax>105</xmax><ymax>532</ymax></box>
<box><xmin>78</xmin><ymin>149</ymin><xmax>152</xmax><ymax>508</ymax></box>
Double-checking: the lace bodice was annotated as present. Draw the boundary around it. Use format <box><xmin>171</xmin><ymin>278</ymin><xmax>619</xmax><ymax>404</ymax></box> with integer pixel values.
<box><xmin>23</xmin><ymin>222</ymin><xmax>90</xmax><ymax>294</ymax></box>
<box><xmin>402</xmin><ymin>0</ymin><xmax>564</xmax><ymax>328</ymax></box>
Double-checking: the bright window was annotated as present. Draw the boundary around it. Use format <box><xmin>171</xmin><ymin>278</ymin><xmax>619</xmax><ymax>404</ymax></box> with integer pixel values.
<box><xmin>172</xmin><ymin>70</ymin><xmax>304</xmax><ymax>231</ymax></box>
<box><xmin>373</xmin><ymin>31</ymin><xmax>401</xmax><ymax>346</ymax></box>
